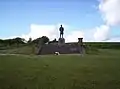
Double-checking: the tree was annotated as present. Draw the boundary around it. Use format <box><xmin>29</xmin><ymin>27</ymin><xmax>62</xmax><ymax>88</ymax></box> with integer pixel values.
<box><xmin>32</xmin><ymin>36</ymin><xmax>49</xmax><ymax>46</ymax></box>
<box><xmin>41</xmin><ymin>36</ymin><xmax>49</xmax><ymax>44</ymax></box>
<box><xmin>52</xmin><ymin>38</ymin><xmax>57</xmax><ymax>42</ymax></box>
<box><xmin>32</xmin><ymin>37</ymin><xmax>41</xmax><ymax>44</ymax></box>
<box><xmin>13</xmin><ymin>37</ymin><xmax>25</xmax><ymax>43</ymax></box>
<box><xmin>28</xmin><ymin>37</ymin><xmax>32</xmax><ymax>43</ymax></box>
<box><xmin>31</xmin><ymin>36</ymin><xmax>49</xmax><ymax>55</ymax></box>
<box><xmin>48</xmin><ymin>38</ymin><xmax>58</xmax><ymax>44</ymax></box>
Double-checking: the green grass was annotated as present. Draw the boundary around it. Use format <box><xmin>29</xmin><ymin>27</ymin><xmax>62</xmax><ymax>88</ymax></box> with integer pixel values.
<box><xmin>0</xmin><ymin>49</ymin><xmax>120</xmax><ymax>89</ymax></box>
<box><xmin>84</xmin><ymin>42</ymin><xmax>120</xmax><ymax>49</ymax></box>
<box><xmin>0</xmin><ymin>45</ymin><xmax>36</xmax><ymax>55</ymax></box>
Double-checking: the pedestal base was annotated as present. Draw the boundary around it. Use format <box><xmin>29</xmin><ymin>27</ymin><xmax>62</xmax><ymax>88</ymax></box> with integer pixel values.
<box><xmin>58</xmin><ymin>38</ymin><xmax>65</xmax><ymax>45</ymax></box>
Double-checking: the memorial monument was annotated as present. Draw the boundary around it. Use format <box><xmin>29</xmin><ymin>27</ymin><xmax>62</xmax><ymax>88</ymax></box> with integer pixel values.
<box><xmin>58</xmin><ymin>25</ymin><xmax>65</xmax><ymax>45</ymax></box>
<box><xmin>37</xmin><ymin>25</ymin><xmax>85</xmax><ymax>55</ymax></box>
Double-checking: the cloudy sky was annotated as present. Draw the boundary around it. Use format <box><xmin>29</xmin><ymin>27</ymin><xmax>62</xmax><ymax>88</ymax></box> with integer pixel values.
<box><xmin>0</xmin><ymin>0</ymin><xmax>120</xmax><ymax>42</ymax></box>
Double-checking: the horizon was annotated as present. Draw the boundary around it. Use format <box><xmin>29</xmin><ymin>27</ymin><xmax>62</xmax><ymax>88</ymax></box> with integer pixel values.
<box><xmin>0</xmin><ymin>0</ymin><xmax>120</xmax><ymax>42</ymax></box>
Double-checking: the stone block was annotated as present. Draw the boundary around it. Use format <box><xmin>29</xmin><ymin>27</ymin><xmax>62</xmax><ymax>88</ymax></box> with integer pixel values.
<box><xmin>58</xmin><ymin>38</ymin><xmax>65</xmax><ymax>45</ymax></box>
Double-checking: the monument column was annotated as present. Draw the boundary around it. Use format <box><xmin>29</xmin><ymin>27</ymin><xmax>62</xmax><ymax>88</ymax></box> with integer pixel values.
<box><xmin>58</xmin><ymin>25</ymin><xmax>65</xmax><ymax>45</ymax></box>
<box><xmin>78</xmin><ymin>38</ymin><xmax>83</xmax><ymax>54</ymax></box>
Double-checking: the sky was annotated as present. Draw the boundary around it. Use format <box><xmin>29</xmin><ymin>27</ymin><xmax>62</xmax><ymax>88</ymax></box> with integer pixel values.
<box><xmin>0</xmin><ymin>0</ymin><xmax>120</xmax><ymax>42</ymax></box>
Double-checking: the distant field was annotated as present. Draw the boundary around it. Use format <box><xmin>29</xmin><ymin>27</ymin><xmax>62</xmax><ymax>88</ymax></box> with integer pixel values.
<box><xmin>0</xmin><ymin>42</ymin><xmax>120</xmax><ymax>55</ymax></box>
<box><xmin>0</xmin><ymin>49</ymin><xmax>120</xmax><ymax>89</ymax></box>
<box><xmin>84</xmin><ymin>42</ymin><xmax>120</xmax><ymax>49</ymax></box>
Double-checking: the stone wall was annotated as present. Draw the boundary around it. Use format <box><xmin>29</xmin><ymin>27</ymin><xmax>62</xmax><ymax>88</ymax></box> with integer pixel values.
<box><xmin>38</xmin><ymin>43</ymin><xmax>82</xmax><ymax>55</ymax></box>
<box><xmin>37</xmin><ymin>38</ymin><xmax>84</xmax><ymax>55</ymax></box>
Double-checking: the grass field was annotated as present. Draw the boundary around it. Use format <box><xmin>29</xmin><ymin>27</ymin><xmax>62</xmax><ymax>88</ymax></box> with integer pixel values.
<box><xmin>0</xmin><ymin>49</ymin><xmax>120</xmax><ymax>89</ymax></box>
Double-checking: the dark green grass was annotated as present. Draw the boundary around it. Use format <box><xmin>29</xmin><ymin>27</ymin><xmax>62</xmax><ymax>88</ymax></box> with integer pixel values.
<box><xmin>0</xmin><ymin>45</ymin><xmax>35</xmax><ymax>55</ymax></box>
<box><xmin>0</xmin><ymin>49</ymin><xmax>120</xmax><ymax>89</ymax></box>
<box><xmin>84</xmin><ymin>42</ymin><xmax>120</xmax><ymax>49</ymax></box>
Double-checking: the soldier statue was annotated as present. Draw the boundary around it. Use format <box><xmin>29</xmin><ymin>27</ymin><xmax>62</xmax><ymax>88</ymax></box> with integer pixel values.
<box><xmin>59</xmin><ymin>25</ymin><xmax>64</xmax><ymax>38</ymax></box>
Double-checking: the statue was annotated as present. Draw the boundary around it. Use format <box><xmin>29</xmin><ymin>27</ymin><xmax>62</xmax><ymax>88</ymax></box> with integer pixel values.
<box><xmin>59</xmin><ymin>25</ymin><xmax>64</xmax><ymax>38</ymax></box>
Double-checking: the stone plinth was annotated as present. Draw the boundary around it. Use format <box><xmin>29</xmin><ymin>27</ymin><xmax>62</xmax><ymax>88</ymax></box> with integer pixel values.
<box><xmin>78</xmin><ymin>38</ymin><xmax>84</xmax><ymax>54</ymax></box>
<box><xmin>78</xmin><ymin>38</ymin><xmax>83</xmax><ymax>45</ymax></box>
<box><xmin>58</xmin><ymin>38</ymin><xmax>65</xmax><ymax>45</ymax></box>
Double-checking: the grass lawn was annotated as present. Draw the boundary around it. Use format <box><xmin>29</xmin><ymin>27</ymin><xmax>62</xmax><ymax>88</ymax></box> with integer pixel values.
<box><xmin>0</xmin><ymin>49</ymin><xmax>120</xmax><ymax>89</ymax></box>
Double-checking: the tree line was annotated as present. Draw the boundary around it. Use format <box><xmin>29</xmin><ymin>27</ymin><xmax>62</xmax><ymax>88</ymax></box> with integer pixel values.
<box><xmin>0</xmin><ymin>36</ymin><xmax>49</xmax><ymax>48</ymax></box>
<box><xmin>0</xmin><ymin>36</ymin><xmax>58</xmax><ymax>48</ymax></box>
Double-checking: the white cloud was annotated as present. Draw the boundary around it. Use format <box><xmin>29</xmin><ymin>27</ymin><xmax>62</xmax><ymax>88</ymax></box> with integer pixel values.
<box><xmin>20</xmin><ymin>24</ymin><xmax>110</xmax><ymax>42</ymax></box>
<box><xmin>3</xmin><ymin>24</ymin><xmax>113</xmax><ymax>42</ymax></box>
<box><xmin>21</xmin><ymin>24</ymin><xmax>69</xmax><ymax>41</ymax></box>
<box><xmin>65</xmin><ymin>30</ymin><xmax>84</xmax><ymax>42</ymax></box>
<box><xmin>94</xmin><ymin>25</ymin><xmax>110</xmax><ymax>41</ymax></box>
<box><xmin>92</xmin><ymin>0</ymin><xmax>120</xmax><ymax>42</ymax></box>
<box><xmin>21</xmin><ymin>24</ymin><xmax>57</xmax><ymax>41</ymax></box>
<box><xmin>1</xmin><ymin>24</ymin><xmax>84</xmax><ymax>42</ymax></box>
<box><xmin>21</xmin><ymin>24</ymin><xmax>84</xmax><ymax>42</ymax></box>
<box><xmin>99</xmin><ymin>0</ymin><xmax>120</xmax><ymax>26</ymax></box>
